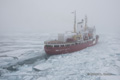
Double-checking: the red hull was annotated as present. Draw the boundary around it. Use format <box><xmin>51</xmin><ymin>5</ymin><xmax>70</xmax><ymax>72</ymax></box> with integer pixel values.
<box><xmin>44</xmin><ymin>35</ymin><xmax>99</xmax><ymax>55</ymax></box>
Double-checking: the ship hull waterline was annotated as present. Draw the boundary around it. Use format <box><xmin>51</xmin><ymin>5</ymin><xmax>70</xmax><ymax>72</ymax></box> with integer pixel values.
<box><xmin>44</xmin><ymin>35</ymin><xmax>99</xmax><ymax>55</ymax></box>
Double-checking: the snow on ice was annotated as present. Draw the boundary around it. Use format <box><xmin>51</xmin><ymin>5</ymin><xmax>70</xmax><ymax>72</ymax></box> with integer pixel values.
<box><xmin>0</xmin><ymin>33</ymin><xmax>120</xmax><ymax>80</ymax></box>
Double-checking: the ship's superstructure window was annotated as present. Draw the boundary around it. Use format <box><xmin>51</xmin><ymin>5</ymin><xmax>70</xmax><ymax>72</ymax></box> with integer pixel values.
<box><xmin>46</xmin><ymin>45</ymin><xmax>52</xmax><ymax>47</ymax></box>
<box><xmin>61</xmin><ymin>45</ymin><xmax>64</xmax><ymax>47</ymax></box>
<box><xmin>72</xmin><ymin>44</ymin><xmax>75</xmax><ymax>45</ymax></box>
<box><xmin>54</xmin><ymin>45</ymin><xmax>59</xmax><ymax>47</ymax></box>
<box><xmin>75</xmin><ymin>43</ymin><xmax>78</xmax><ymax>45</ymax></box>
<box><xmin>66</xmin><ymin>44</ymin><xmax>70</xmax><ymax>47</ymax></box>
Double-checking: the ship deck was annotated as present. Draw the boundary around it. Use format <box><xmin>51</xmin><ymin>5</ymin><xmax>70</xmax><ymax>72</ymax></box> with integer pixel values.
<box><xmin>44</xmin><ymin>39</ymin><xmax>93</xmax><ymax>46</ymax></box>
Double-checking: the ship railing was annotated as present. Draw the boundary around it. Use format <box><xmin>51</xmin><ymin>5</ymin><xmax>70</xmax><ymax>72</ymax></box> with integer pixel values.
<box><xmin>45</xmin><ymin>42</ymin><xmax>78</xmax><ymax>47</ymax></box>
<box><xmin>45</xmin><ymin>40</ymin><xmax>88</xmax><ymax>48</ymax></box>
<box><xmin>45</xmin><ymin>42</ymin><xmax>76</xmax><ymax>45</ymax></box>
<box><xmin>44</xmin><ymin>40</ymin><xmax>77</xmax><ymax>44</ymax></box>
<box><xmin>44</xmin><ymin>40</ymin><xmax>66</xmax><ymax>44</ymax></box>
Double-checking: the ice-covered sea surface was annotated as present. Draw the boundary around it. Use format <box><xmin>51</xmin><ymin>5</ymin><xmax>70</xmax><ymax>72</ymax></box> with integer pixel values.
<box><xmin>0</xmin><ymin>32</ymin><xmax>120</xmax><ymax>80</ymax></box>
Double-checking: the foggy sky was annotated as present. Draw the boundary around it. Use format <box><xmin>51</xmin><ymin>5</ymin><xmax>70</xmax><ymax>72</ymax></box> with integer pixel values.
<box><xmin>0</xmin><ymin>0</ymin><xmax>120</xmax><ymax>34</ymax></box>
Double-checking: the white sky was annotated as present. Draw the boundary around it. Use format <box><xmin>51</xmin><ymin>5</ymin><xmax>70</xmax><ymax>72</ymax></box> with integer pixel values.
<box><xmin>0</xmin><ymin>0</ymin><xmax>120</xmax><ymax>34</ymax></box>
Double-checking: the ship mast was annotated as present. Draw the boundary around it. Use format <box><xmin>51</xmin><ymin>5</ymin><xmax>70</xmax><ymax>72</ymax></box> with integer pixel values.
<box><xmin>85</xmin><ymin>15</ymin><xmax>87</xmax><ymax>30</ymax></box>
<box><xmin>72</xmin><ymin>11</ymin><xmax>76</xmax><ymax>33</ymax></box>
